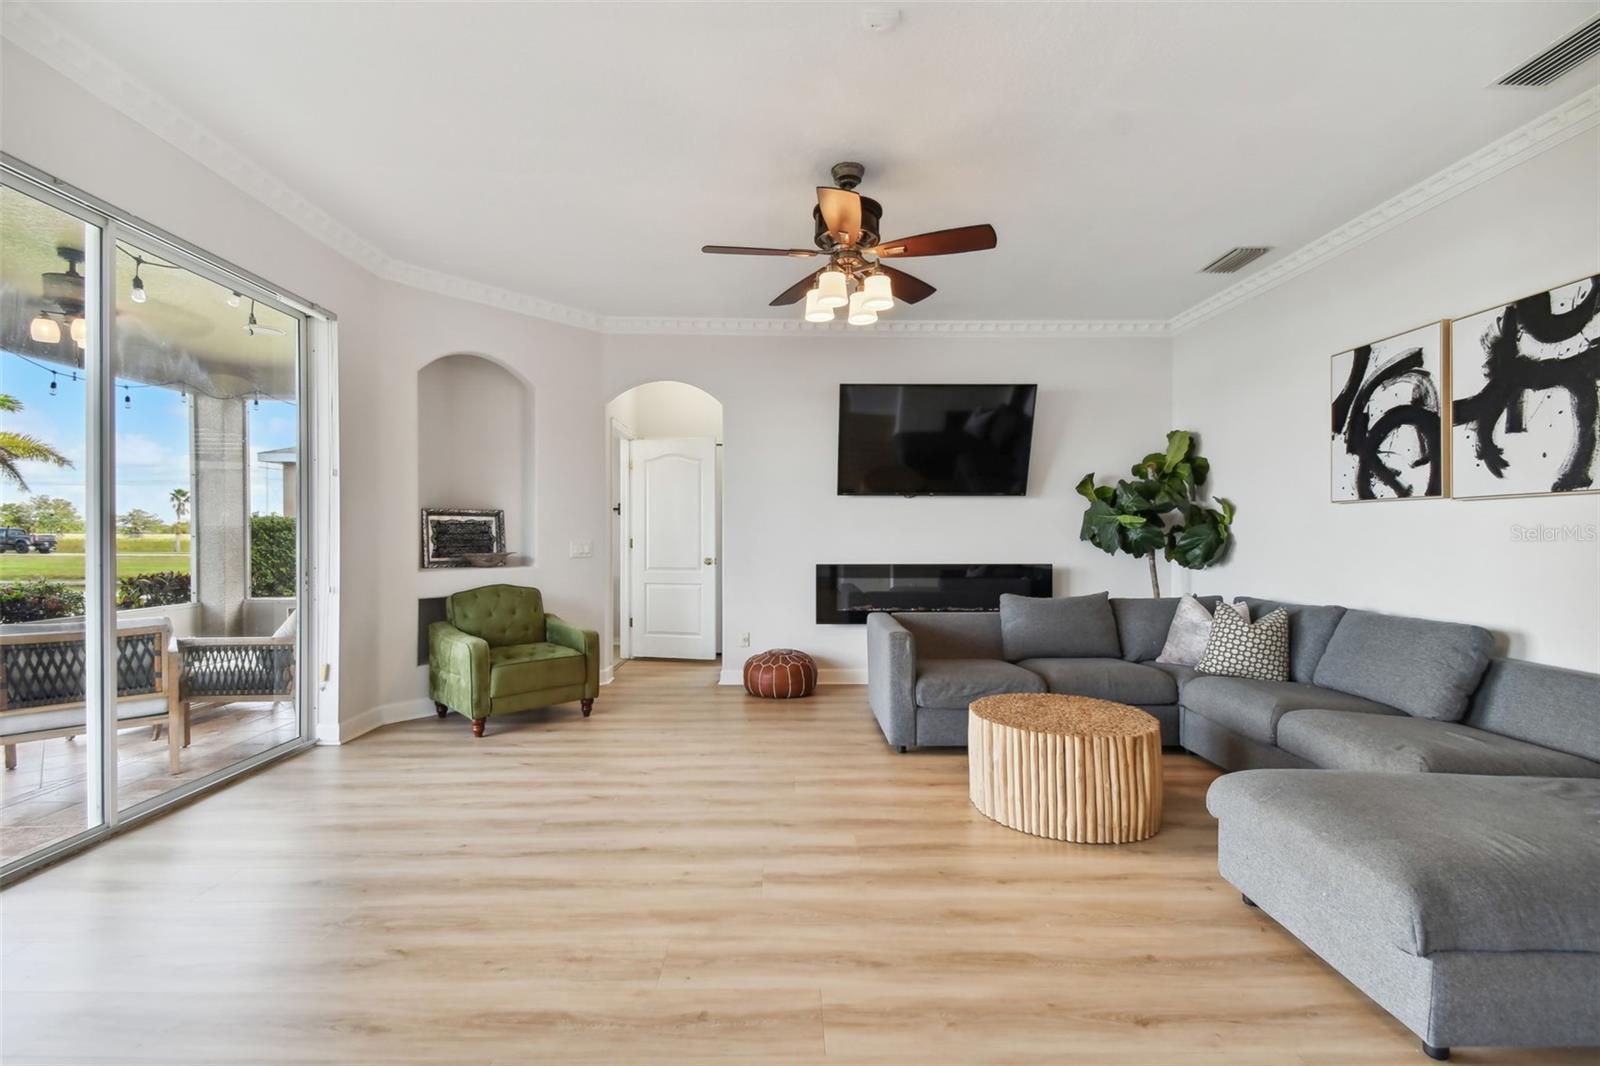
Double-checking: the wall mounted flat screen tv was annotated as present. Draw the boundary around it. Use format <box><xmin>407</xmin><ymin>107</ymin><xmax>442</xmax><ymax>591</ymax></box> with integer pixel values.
<box><xmin>837</xmin><ymin>383</ymin><xmax>1037</xmax><ymax>496</ymax></box>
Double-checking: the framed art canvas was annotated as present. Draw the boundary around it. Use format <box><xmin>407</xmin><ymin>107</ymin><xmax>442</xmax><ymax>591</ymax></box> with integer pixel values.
<box><xmin>1330</xmin><ymin>321</ymin><xmax>1447</xmax><ymax>501</ymax></box>
<box><xmin>420</xmin><ymin>508</ymin><xmax>506</xmax><ymax>568</ymax></box>
<box><xmin>1450</xmin><ymin>274</ymin><xmax>1600</xmax><ymax>499</ymax></box>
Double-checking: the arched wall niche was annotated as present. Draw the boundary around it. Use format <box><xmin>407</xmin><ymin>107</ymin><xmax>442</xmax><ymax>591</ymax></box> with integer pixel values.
<box><xmin>417</xmin><ymin>352</ymin><xmax>536</xmax><ymax>563</ymax></box>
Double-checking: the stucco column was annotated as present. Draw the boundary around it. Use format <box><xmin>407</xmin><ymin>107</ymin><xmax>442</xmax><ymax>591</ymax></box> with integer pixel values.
<box><xmin>193</xmin><ymin>393</ymin><xmax>248</xmax><ymax>636</ymax></box>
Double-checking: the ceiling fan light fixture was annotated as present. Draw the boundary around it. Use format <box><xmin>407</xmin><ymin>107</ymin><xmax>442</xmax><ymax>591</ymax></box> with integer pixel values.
<box><xmin>861</xmin><ymin>272</ymin><xmax>894</xmax><ymax>312</ymax></box>
<box><xmin>803</xmin><ymin>289</ymin><xmax>834</xmax><ymax>323</ymax></box>
<box><xmin>815</xmin><ymin>268</ymin><xmax>849</xmax><ymax>309</ymax></box>
<box><xmin>847</xmin><ymin>290</ymin><xmax>878</xmax><ymax>326</ymax></box>
<box><xmin>30</xmin><ymin>314</ymin><xmax>61</xmax><ymax>344</ymax></box>
<box><xmin>69</xmin><ymin>317</ymin><xmax>87</xmax><ymax>347</ymax></box>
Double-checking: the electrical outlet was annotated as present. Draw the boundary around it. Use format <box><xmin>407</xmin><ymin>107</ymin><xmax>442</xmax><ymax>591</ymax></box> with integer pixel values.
<box><xmin>738</xmin><ymin>632</ymin><xmax>751</xmax><ymax>648</ymax></box>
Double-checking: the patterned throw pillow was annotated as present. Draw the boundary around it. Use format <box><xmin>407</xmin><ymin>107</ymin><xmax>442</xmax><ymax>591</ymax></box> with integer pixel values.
<box><xmin>1196</xmin><ymin>606</ymin><xmax>1290</xmax><ymax>682</ymax></box>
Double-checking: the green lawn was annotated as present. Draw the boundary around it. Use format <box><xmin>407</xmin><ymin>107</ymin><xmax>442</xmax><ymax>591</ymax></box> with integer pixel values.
<box><xmin>0</xmin><ymin>552</ymin><xmax>191</xmax><ymax>583</ymax></box>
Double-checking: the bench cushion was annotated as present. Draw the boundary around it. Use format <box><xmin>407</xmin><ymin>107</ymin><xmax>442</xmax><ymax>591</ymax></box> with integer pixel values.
<box><xmin>1278</xmin><ymin>709</ymin><xmax>1600</xmax><ymax>778</ymax></box>
<box><xmin>1207</xmin><ymin>770</ymin><xmax>1600</xmax><ymax>954</ymax></box>
<box><xmin>1312</xmin><ymin>610</ymin><xmax>1493</xmax><ymax>721</ymax></box>
<box><xmin>999</xmin><ymin>592</ymin><xmax>1120</xmax><ymax>661</ymax></box>
<box><xmin>915</xmin><ymin>658</ymin><xmax>1045</xmax><ymax>709</ymax></box>
<box><xmin>1237</xmin><ymin>598</ymin><xmax>1346</xmax><ymax>682</ymax></box>
<box><xmin>1182</xmin><ymin>675</ymin><xmax>1401</xmax><ymax>745</ymax></box>
<box><xmin>1466</xmin><ymin>658</ymin><xmax>1600</xmax><ymax>763</ymax></box>
<box><xmin>1016</xmin><ymin>658</ymin><xmax>1177</xmax><ymax>705</ymax></box>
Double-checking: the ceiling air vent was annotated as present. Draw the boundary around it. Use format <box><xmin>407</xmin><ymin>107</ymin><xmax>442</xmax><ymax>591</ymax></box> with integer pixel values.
<box><xmin>1199</xmin><ymin>247</ymin><xmax>1271</xmax><ymax>275</ymax></box>
<box><xmin>1497</xmin><ymin>16</ymin><xmax>1600</xmax><ymax>86</ymax></box>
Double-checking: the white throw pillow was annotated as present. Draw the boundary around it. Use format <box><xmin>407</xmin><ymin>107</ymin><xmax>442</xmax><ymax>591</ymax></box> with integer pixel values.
<box><xmin>1155</xmin><ymin>596</ymin><xmax>1250</xmax><ymax>667</ymax></box>
<box><xmin>271</xmin><ymin>609</ymin><xmax>298</xmax><ymax>639</ymax></box>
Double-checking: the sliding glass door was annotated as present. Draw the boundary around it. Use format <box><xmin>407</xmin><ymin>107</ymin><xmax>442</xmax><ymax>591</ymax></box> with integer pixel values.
<box><xmin>1</xmin><ymin>161</ymin><xmax>318</xmax><ymax>879</ymax></box>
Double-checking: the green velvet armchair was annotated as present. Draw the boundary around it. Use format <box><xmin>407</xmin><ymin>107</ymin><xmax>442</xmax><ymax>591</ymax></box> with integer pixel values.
<box><xmin>428</xmin><ymin>585</ymin><xmax>599</xmax><ymax>737</ymax></box>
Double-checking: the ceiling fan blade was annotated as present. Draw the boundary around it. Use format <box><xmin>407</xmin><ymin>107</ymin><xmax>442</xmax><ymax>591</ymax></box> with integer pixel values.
<box><xmin>702</xmin><ymin>245</ymin><xmax>820</xmax><ymax>257</ymax></box>
<box><xmin>878</xmin><ymin>264</ymin><xmax>936</xmax><ymax>304</ymax></box>
<box><xmin>770</xmin><ymin>269</ymin><xmax>823</xmax><ymax>307</ymax></box>
<box><xmin>874</xmin><ymin>224</ymin><xmax>997</xmax><ymax>258</ymax></box>
<box><xmin>816</xmin><ymin>187</ymin><xmax>863</xmax><ymax>246</ymax></box>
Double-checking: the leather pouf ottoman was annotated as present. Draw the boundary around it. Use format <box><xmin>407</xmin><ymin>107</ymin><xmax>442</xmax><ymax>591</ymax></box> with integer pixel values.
<box><xmin>743</xmin><ymin>649</ymin><xmax>818</xmax><ymax>698</ymax></box>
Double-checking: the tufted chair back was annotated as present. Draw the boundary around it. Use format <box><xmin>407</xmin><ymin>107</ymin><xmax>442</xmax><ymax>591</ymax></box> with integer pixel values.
<box><xmin>445</xmin><ymin>584</ymin><xmax>546</xmax><ymax>648</ymax></box>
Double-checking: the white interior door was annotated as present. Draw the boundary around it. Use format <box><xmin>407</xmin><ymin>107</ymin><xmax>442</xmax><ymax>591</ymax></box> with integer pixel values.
<box><xmin>629</xmin><ymin>437</ymin><xmax>718</xmax><ymax>659</ymax></box>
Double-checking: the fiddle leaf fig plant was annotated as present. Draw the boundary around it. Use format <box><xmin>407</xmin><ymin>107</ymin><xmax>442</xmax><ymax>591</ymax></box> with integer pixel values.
<box><xmin>1075</xmin><ymin>430</ymin><xmax>1235</xmax><ymax>597</ymax></box>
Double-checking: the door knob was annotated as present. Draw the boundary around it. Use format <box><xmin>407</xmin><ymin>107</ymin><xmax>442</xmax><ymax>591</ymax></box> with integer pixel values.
<box><xmin>704</xmin><ymin>556</ymin><xmax>715</xmax><ymax>566</ymax></box>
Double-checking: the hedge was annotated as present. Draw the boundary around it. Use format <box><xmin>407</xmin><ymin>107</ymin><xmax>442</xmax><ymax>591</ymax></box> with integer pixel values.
<box><xmin>250</xmin><ymin>514</ymin><xmax>296</xmax><ymax>598</ymax></box>
<box><xmin>116</xmin><ymin>570</ymin><xmax>191</xmax><ymax>610</ymax></box>
<box><xmin>0</xmin><ymin>580</ymin><xmax>86</xmax><ymax>624</ymax></box>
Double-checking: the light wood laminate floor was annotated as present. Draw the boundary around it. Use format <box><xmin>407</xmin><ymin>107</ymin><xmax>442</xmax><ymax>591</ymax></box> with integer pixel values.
<box><xmin>2</xmin><ymin>659</ymin><xmax>1589</xmax><ymax>1064</ymax></box>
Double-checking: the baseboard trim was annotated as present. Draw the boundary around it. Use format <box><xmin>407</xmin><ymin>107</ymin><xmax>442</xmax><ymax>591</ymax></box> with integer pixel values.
<box><xmin>318</xmin><ymin>698</ymin><xmax>434</xmax><ymax>745</ymax></box>
<box><xmin>600</xmin><ymin>666</ymin><xmax>615</xmax><ymax>686</ymax></box>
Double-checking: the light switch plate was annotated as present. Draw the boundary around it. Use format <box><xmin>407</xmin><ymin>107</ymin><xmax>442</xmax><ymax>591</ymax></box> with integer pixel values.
<box><xmin>569</xmin><ymin>540</ymin><xmax>593</xmax><ymax>558</ymax></box>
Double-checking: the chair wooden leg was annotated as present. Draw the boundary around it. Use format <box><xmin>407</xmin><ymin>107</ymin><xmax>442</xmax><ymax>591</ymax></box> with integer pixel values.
<box><xmin>435</xmin><ymin>702</ymin><xmax>448</xmax><ymax>718</ymax></box>
<box><xmin>4</xmin><ymin>744</ymin><xmax>16</xmax><ymax>771</ymax></box>
<box><xmin>182</xmin><ymin>702</ymin><xmax>192</xmax><ymax>748</ymax></box>
<box><xmin>581</xmin><ymin>698</ymin><xmax>593</xmax><ymax>718</ymax></box>
<box><xmin>471</xmin><ymin>717</ymin><xmax>486</xmax><ymax>738</ymax></box>
<box><xmin>150</xmin><ymin>723</ymin><xmax>164</xmax><ymax>740</ymax></box>
<box><xmin>167</xmin><ymin>701</ymin><xmax>183</xmax><ymax>774</ymax></box>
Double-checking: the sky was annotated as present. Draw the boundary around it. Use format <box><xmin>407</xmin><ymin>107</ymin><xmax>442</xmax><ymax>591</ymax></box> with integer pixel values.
<box><xmin>1</xmin><ymin>349</ymin><xmax>297</xmax><ymax>524</ymax></box>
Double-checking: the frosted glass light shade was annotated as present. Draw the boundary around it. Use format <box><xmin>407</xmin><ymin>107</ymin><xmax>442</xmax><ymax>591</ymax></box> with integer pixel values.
<box><xmin>862</xmin><ymin>272</ymin><xmax>894</xmax><ymax>312</ymax></box>
<box><xmin>815</xmin><ymin>268</ymin><xmax>848</xmax><ymax>309</ymax></box>
<box><xmin>803</xmin><ymin>289</ymin><xmax>834</xmax><ymax>323</ymax></box>
<box><xmin>847</xmin><ymin>290</ymin><xmax>878</xmax><ymax>326</ymax></box>
<box><xmin>69</xmin><ymin>317</ymin><xmax>87</xmax><ymax>346</ymax></box>
<box><xmin>30</xmin><ymin>315</ymin><xmax>61</xmax><ymax>344</ymax></box>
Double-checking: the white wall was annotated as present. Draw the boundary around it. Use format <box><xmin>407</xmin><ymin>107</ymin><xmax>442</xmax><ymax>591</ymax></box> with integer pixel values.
<box><xmin>418</xmin><ymin>353</ymin><xmax>533</xmax><ymax>557</ymax></box>
<box><xmin>1173</xmin><ymin>129</ymin><xmax>1600</xmax><ymax>672</ymax></box>
<box><xmin>601</xmin><ymin>335</ymin><xmax>1174</xmax><ymax>682</ymax></box>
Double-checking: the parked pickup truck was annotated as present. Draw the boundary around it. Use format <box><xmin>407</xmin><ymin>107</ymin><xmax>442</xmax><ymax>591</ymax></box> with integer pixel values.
<box><xmin>0</xmin><ymin>527</ymin><xmax>56</xmax><ymax>553</ymax></box>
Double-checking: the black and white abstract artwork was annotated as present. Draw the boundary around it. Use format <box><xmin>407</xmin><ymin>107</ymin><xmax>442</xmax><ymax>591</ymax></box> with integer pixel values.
<box><xmin>1451</xmin><ymin>275</ymin><xmax>1600</xmax><ymax>499</ymax></box>
<box><xmin>1330</xmin><ymin>322</ymin><xmax>1445</xmax><ymax>501</ymax></box>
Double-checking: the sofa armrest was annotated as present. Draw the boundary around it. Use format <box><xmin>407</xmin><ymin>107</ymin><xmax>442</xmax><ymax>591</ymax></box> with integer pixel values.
<box><xmin>429</xmin><ymin>621</ymin><xmax>490</xmax><ymax>717</ymax></box>
<box><xmin>546</xmin><ymin>614</ymin><xmax>600</xmax><ymax>699</ymax></box>
<box><xmin>867</xmin><ymin>613</ymin><xmax>917</xmax><ymax>749</ymax></box>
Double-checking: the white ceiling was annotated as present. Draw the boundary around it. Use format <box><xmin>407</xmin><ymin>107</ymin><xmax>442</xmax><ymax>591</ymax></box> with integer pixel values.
<box><xmin>18</xmin><ymin>1</ymin><xmax>1600</xmax><ymax>322</ymax></box>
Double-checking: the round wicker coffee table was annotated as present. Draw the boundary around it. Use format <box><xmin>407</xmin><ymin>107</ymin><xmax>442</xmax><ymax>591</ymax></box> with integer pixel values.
<box><xmin>968</xmin><ymin>693</ymin><xmax>1163</xmax><ymax>844</ymax></box>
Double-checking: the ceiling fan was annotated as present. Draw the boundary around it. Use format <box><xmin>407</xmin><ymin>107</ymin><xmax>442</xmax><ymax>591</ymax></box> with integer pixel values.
<box><xmin>702</xmin><ymin>161</ymin><xmax>997</xmax><ymax>324</ymax></box>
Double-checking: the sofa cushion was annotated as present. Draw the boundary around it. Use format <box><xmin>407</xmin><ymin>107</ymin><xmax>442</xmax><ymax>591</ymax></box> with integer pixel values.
<box><xmin>1182</xmin><ymin>675</ymin><xmax>1401</xmax><ymax>745</ymax></box>
<box><xmin>1143</xmin><ymin>660</ymin><xmax>1198</xmax><ymax>689</ymax></box>
<box><xmin>897</xmin><ymin>611</ymin><xmax>1004</xmax><ymax>660</ymax></box>
<box><xmin>1196</xmin><ymin>606</ymin><xmax>1289</xmax><ymax>682</ymax></box>
<box><xmin>1206</xmin><ymin>770</ymin><xmax>1600</xmax><ymax>954</ymax></box>
<box><xmin>999</xmin><ymin>592</ymin><xmax>1120</xmax><ymax>661</ymax></box>
<box><xmin>1466</xmin><ymin>658</ymin><xmax>1600</xmax><ymax>763</ymax></box>
<box><xmin>1237</xmin><ymin>598</ymin><xmax>1346</xmax><ymax>682</ymax></box>
<box><xmin>1015</xmin><ymin>657</ymin><xmax>1178</xmax><ymax>705</ymax></box>
<box><xmin>1111</xmin><ymin>596</ymin><xmax>1220</xmax><ymax>662</ymax></box>
<box><xmin>1312</xmin><ymin>609</ymin><xmax>1493</xmax><ymax>722</ymax></box>
<box><xmin>915</xmin><ymin>658</ymin><xmax>1045</xmax><ymax>709</ymax></box>
<box><xmin>1278</xmin><ymin>709</ymin><xmax>1600</xmax><ymax>778</ymax></box>
<box><xmin>447</xmin><ymin>584</ymin><xmax>546</xmax><ymax>648</ymax></box>
<box><xmin>487</xmin><ymin>641</ymin><xmax>585</xmax><ymax>697</ymax></box>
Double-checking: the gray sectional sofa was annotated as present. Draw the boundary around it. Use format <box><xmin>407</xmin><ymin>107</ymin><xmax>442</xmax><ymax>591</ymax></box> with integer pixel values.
<box><xmin>865</xmin><ymin>592</ymin><xmax>1600</xmax><ymax>1058</ymax></box>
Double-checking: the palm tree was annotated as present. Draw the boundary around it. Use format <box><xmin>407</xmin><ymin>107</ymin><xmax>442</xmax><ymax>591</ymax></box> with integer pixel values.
<box><xmin>169</xmin><ymin>487</ymin><xmax>190</xmax><ymax>551</ymax></box>
<box><xmin>0</xmin><ymin>394</ymin><xmax>72</xmax><ymax>492</ymax></box>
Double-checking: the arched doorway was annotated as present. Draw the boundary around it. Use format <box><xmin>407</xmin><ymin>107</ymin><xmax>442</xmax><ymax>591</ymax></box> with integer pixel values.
<box><xmin>604</xmin><ymin>381</ymin><xmax>723</xmax><ymax>676</ymax></box>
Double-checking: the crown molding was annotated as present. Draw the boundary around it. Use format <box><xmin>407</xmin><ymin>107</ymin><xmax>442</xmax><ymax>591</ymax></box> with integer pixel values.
<box><xmin>1168</xmin><ymin>84</ymin><xmax>1600</xmax><ymax>334</ymax></box>
<box><xmin>6</xmin><ymin>3</ymin><xmax>1596</xmax><ymax>341</ymax></box>
<box><xmin>598</xmin><ymin>316</ymin><xmax>1171</xmax><ymax>337</ymax></box>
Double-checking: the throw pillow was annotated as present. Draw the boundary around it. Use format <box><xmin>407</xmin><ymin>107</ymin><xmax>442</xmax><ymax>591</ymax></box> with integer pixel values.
<box><xmin>998</xmin><ymin>592</ymin><xmax>1121</xmax><ymax>661</ymax></box>
<box><xmin>271</xmin><ymin>609</ymin><xmax>298</xmax><ymax>639</ymax></box>
<box><xmin>1156</xmin><ymin>596</ymin><xmax>1250</xmax><ymax>667</ymax></box>
<box><xmin>1196</xmin><ymin>606</ymin><xmax>1290</xmax><ymax>682</ymax></box>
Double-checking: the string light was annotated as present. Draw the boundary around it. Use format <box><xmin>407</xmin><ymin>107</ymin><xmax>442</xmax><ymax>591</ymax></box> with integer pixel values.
<box><xmin>49</xmin><ymin>374</ymin><xmax>58</xmax><ymax>396</ymax></box>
